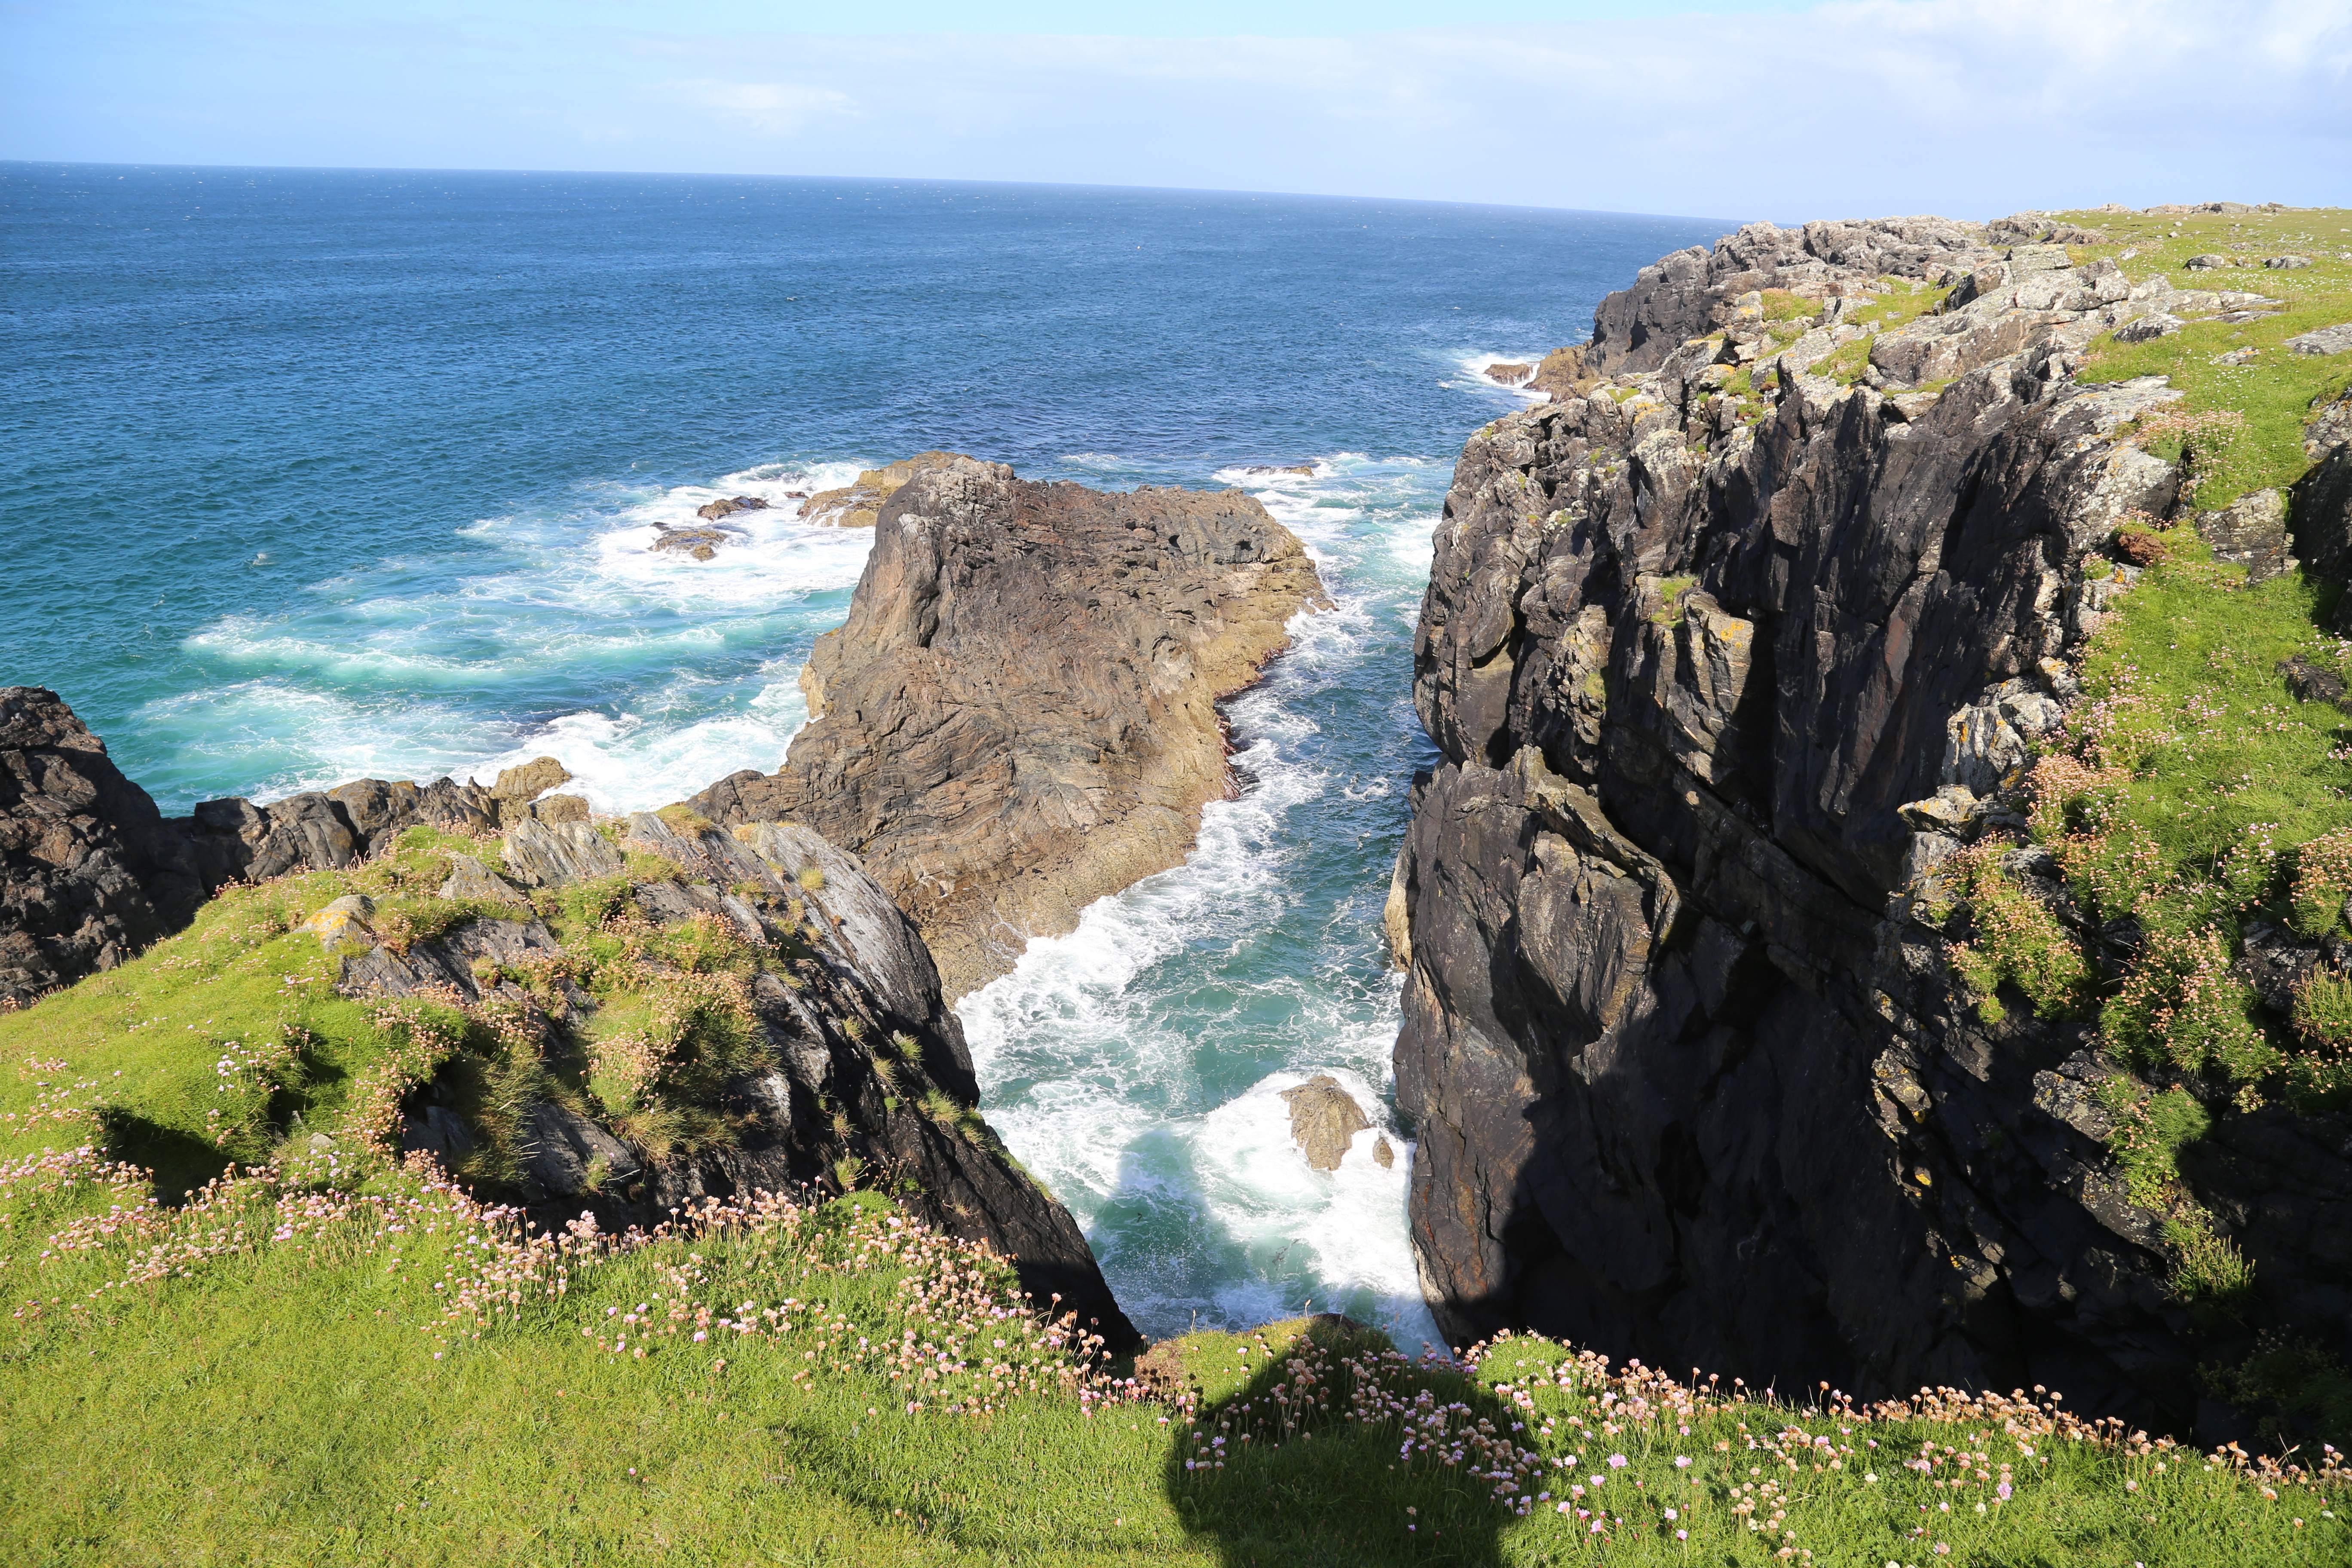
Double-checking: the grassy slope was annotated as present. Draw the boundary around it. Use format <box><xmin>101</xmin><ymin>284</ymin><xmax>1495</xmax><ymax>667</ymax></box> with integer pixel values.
<box><xmin>2065</xmin><ymin>206</ymin><xmax>2352</xmax><ymax>506</ymax></box>
<box><xmin>3</xmin><ymin>857</ymin><xmax>2346</xmax><ymax>1563</ymax></box>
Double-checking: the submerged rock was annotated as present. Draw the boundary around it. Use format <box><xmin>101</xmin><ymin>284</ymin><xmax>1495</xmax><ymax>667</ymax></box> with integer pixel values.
<box><xmin>1280</xmin><ymin>1075</ymin><xmax>1372</xmax><ymax>1171</ymax></box>
<box><xmin>695</xmin><ymin>495</ymin><xmax>769</xmax><ymax>521</ymax></box>
<box><xmin>688</xmin><ymin>454</ymin><xmax>1327</xmax><ymax>998</ymax></box>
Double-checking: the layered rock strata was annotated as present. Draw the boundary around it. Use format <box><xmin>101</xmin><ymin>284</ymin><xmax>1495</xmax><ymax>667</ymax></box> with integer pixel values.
<box><xmin>690</xmin><ymin>454</ymin><xmax>1327</xmax><ymax>998</ymax></box>
<box><xmin>340</xmin><ymin>808</ymin><xmax>1136</xmax><ymax>1344</ymax></box>
<box><xmin>1395</xmin><ymin>216</ymin><xmax>2352</xmax><ymax>1436</ymax></box>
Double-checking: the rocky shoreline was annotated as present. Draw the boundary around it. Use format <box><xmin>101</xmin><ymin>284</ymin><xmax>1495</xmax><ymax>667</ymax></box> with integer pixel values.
<box><xmin>686</xmin><ymin>453</ymin><xmax>1328</xmax><ymax>999</ymax></box>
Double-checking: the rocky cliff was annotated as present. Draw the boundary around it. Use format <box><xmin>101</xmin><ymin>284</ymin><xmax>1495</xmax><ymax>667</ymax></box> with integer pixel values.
<box><xmin>0</xmin><ymin>690</ymin><xmax>1133</xmax><ymax>1342</ymax></box>
<box><xmin>1395</xmin><ymin>212</ymin><xmax>2352</xmax><ymax>1438</ymax></box>
<box><xmin>689</xmin><ymin>454</ymin><xmax>1327</xmax><ymax>998</ymax></box>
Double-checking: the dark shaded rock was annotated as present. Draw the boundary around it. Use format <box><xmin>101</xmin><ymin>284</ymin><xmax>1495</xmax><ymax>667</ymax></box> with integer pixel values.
<box><xmin>688</xmin><ymin>455</ymin><xmax>1327</xmax><ymax>998</ymax></box>
<box><xmin>2277</xmin><ymin>655</ymin><xmax>2349</xmax><ymax>710</ymax></box>
<box><xmin>1396</xmin><ymin>215</ymin><xmax>2352</xmax><ymax>1437</ymax></box>
<box><xmin>351</xmin><ymin>812</ymin><xmax>1136</xmax><ymax>1345</ymax></box>
<box><xmin>1280</xmin><ymin>1075</ymin><xmax>1373</xmax><ymax>1170</ymax></box>
<box><xmin>0</xmin><ymin>686</ymin><xmax>208</xmax><ymax>1006</ymax></box>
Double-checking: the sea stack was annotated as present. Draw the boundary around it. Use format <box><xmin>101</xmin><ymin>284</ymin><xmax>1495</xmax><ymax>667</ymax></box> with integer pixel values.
<box><xmin>689</xmin><ymin>453</ymin><xmax>1327</xmax><ymax>998</ymax></box>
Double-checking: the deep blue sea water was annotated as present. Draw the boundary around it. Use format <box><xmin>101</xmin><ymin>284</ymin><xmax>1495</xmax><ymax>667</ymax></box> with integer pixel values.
<box><xmin>2</xmin><ymin>163</ymin><xmax>1727</xmax><ymax>1347</ymax></box>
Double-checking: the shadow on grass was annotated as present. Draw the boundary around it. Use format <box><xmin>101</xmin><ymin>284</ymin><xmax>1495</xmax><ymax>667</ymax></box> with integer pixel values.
<box><xmin>95</xmin><ymin>1106</ymin><xmax>229</xmax><ymax>1200</ymax></box>
<box><xmin>1160</xmin><ymin>1314</ymin><xmax>1517</xmax><ymax>1567</ymax></box>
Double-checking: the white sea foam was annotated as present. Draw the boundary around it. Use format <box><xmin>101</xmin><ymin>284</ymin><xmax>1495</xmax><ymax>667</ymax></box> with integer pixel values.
<box><xmin>960</xmin><ymin>454</ymin><xmax>1447</xmax><ymax>1354</ymax></box>
<box><xmin>167</xmin><ymin>461</ymin><xmax>876</xmax><ymax>811</ymax></box>
<box><xmin>1452</xmin><ymin>352</ymin><xmax>1550</xmax><ymax>398</ymax></box>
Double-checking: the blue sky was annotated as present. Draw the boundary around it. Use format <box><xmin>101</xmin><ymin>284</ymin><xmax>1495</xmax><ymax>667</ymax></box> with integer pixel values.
<box><xmin>5</xmin><ymin>0</ymin><xmax>2348</xmax><ymax>218</ymax></box>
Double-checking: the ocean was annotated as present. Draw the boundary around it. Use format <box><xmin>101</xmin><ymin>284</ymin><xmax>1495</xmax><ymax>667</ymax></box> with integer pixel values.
<box><xmin>1</xmin><ymin>162</ymin><xmax>1729</xmax><ymax>1349</ymax></box>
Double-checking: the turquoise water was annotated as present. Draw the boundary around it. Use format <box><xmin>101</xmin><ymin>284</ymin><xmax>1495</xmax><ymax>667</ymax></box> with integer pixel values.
<box><xmin>3</xmin><ymin>162</ymin><xmax>1727</xmax><ymax>1347</ymax></box>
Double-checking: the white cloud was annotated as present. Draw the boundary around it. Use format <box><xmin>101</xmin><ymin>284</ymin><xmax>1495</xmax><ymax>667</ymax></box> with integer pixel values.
<box><xmin>4</xmin><ymin>0</ymin><xmax>2346</xmax><ymax>216</ymax></box>
<box><xmin>656</xmin><ymin>79</ymin><xmax>857</xmax><ymax>138</ymax></box>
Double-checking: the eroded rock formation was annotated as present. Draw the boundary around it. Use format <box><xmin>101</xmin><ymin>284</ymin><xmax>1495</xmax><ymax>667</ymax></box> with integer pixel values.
<box><xmin>1395</xmin><ymin>216</ymin><xmax>2352</xmax><ymax>1438</ymax></box>
<box><xmin>689</xmin><ymin>454</ymin><xmax>1326</xmax><ymax>998</ymax></box>
<box><xmin>337</xmin><ymin>807</ymin><xmax>1135</xmax><ymax>1343</ymax></box>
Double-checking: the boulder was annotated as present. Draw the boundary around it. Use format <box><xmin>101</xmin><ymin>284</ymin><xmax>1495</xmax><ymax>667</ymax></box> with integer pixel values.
<box><xmin>529</xmin><ymin>793</ymin><xmax>591</xmax><ymax>824</ymax></box>
<box><xmin>798</xmin><ymin>451</ymin><xmax>964</xmax><ymax>528</ymax></box>
<box><xmin>300</xmin><ymin>893</ymin><xmax>378</xmax><ymax>953</ymax></box>
<box><xmin>695</xmin><ymin>495</ymin><xmax>769</xmax><ymax>521</ymax></box>
<box><xmin>493</xmin><ymin>756</ymin><xmax>570</xmax><ymax>803</ymax></box>
<box><xmin>2288</xmin><ymin>324</ymin><xmax>2352</xmax><ymax>357</ymax></box>
<box><xmin>689</xmin><ymin>456</ymin><xmax>1327</xmax><ymax>998</ymax></box>
<box><xmin>2112</xmin><ymin>312</ymin><xmax>2183</xmax><ymax>343</ymax></box>
<box><xmin>2195</xmin><ymin>488</ymin><xmax>2291</xmax><ymax>582</ymax></box>
<box><xmin>1279</xmin><ymin>1074</ymin><xmax>1372</xmax><ymax>1171</ymax></box>
<box><xmin>2276</xmin><ymin>655</ymin><xmax>2352</xmax><ymax>711</ymax></box>
<box><xmin>1485</xmin><ymin>362</ymin><xmax>1534</xmax><ymax>385</ymax></box>
<box><xmin>2263</xmin><ymin>256</ymin><xmax>2312</xmax><ymax>270</ymax></box>
<box><xmin>500</xmin><ymin>818</ymin><xmax>624</xmax><ymax>888</ymax></box>
<box><xmin>437</xmin><ymin>854</ymin><xmax>528</xmax><ymax>906</ymax></box>
<box><xmin>2183</xmin><ymin>254</ymin><xmax>2232</xmax><ymax>270</ymax></box>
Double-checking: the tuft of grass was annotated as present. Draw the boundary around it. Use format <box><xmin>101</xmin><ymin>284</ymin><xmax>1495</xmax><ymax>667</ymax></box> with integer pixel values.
<box><xmin>1945</xmin><ymin>847</ymin><xmax>2097</xmax><ymax>1023</ymax></box>
<box><xmin>1647</xmin><ymin>574</ymin><xmax>1697</xmax><ymax>626</ymax></box>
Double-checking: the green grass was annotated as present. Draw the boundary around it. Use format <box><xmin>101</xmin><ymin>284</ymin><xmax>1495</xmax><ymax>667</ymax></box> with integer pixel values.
<box><xmin>1648</xmin><ymin>575</ymin><xmax>1697</xmax><ymax>626</ymax></box>
<box><xmin>3</xmin><ymin>1147</ymin><xmax>2343</xmax><ymax>1568</ymax></box>
<box><xmin>2066</xmin><ymin>206</ymin><xmax>2352</xmax><ymax>507</ymax></box>
<box><xmin>4</xmin><ymin>854</ymin><xmax>2344</xmax><ymax>1562</ymax></box>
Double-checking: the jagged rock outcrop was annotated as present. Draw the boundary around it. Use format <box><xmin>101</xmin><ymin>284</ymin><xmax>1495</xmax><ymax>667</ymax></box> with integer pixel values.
<box><xmin>1395</xmin><ymin>216</ymin><xmax>2352</xmax><ymax>1439</ymax></box>
<box><xmin>0</xmin><ymin>692</ymin><xmax>594</xmax><ymax>1005</ymax></box>
<box><xmin>689</xmin><ymin>454</ymin><xmax>1327</xmax><ymax>998</ymax></box>
<box><xmin>340</xmin><ymin>806</ymin><xmax>1136</xmax><ymax>1344</ymax></box>
<box><xmin>0</xmin><ymin>688</ymin><xmax>210</xmax><ymax>1004</ymax></box>
<box><xmin>1280</xmin><ymin>1075</ymin><xmax>1373</xmax><ymax>1171</ymax></box>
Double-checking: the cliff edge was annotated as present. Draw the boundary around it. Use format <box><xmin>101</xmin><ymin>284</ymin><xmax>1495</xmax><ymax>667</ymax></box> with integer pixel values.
<box><xmin>1397</xmin><ymin>205</ymin><xmax>2352</xmax><ymax>1440</ymax></box>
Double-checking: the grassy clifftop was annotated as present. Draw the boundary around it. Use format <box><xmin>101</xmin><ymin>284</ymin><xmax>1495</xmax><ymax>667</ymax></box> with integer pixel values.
<box><xmin>3</xmin><ymin>844</ymin><xmax>2347</xmax><ymax>1563</ymax></box>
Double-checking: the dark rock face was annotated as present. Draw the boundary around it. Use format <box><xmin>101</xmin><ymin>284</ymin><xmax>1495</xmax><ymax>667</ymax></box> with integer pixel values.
<box><xmin>342</xmin><ymin>808</ymin><xmax>1136</xmax><ymax>1344</ymax></box>
<box><xmin>0</xmin><ymin>687</ymin><xmax>208</xmax><ymax>1005</ymax></box>
<box><xmin>689</xmin><ymin>455</ymin><xmax>1327</xmax><ymax>998</ymax></box>
<box><xmin>1395</xmin><ymin>220</ymin><xmax>2352</xmax><ymax>1437</ymax></box>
